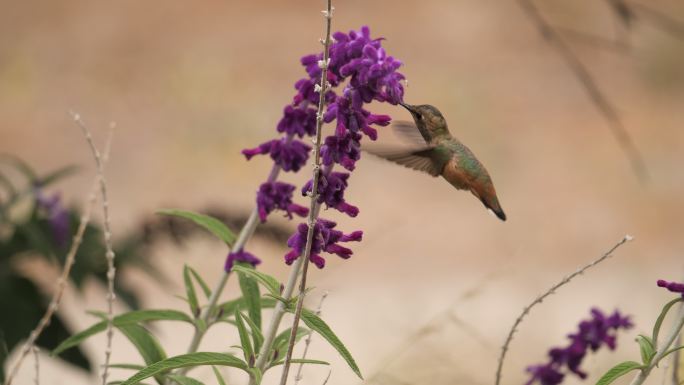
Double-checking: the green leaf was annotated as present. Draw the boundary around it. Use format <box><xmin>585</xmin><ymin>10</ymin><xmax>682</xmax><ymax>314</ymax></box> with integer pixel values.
<box><xmin>241</xmin><ymin>313</ymin><xmax>264</xmax><ymax>354</ymax></box>
<box><xmin>236</xmin><ymin>262</ymin><xmax>261</xmax><ymax>330</ymax></box>
<box><xmin>187</xmin><ymin>267</ymin><xmax>211</xmax><ymax>299</ymax></box>
<box><xmin>636</xmin><ymin>335</ymin><xmax>655</xmax><ymax>365</ymax></box>
<box><xmin>119</xmin><ymin>352</ymin><xmax>247</xmax><ymax>385</ymax></box>
<box><xmin>166</xmin><ymin>375</ymin><xmax>206</xmax><ymax>385</ymax></box>
<box><xmin>653</xmin><ymin>298</ymin><xmax>683</xmax><ymax>345</ymax></box>
<box><xmin>52</xmin><ymin>310</ymin><xmax>192</xmax><ymax>356</ymax></box>
<box><xmin>248</xmin><ymin>368</ymin><xmax>262</xmax><ymax>385</ymax></box>
<box><xmin>211</xmin><ymin>366</ymin><xmax>227</xmax><ymax>385</ymax></box>
<box><xmin>117</xmin><ymin>324</ymin><xmax>167</xmax><ymax>365</ymax></box>
<box><xmin>232</xmin><ymin>265</ymin><xmax>281</xmax><ymax>297</ymax></box>
<box><xmin>215</xmin><ymin>298</ymin><xmax>276</xmax><ymax>322</ymax></box>
<box><xmin>234</xmin><ymin>310</ymin><xmax>254</xmax><ymax>365</ymax></box>
<box><xmin>595</xmin><ymin>361</ymin><xmax>643</xmax><ymax>385</ymax></box>
<box><xmin>267</xmin><ymin>358</ymin><xmax>330</xmax><ymax>369</ymax></box>
<box><xmin>183</xmin><ymin>265</ymin><xmax>200</xmax><ymax>317</ymax></box>
<box><xmin>0</xmin><ymin>154</ymin><xmax>38</xmax><ymax>182</ymax></box>
<box><xmin>271</xmin><ymin>327</ymin><xmax>309</xmax><ymax>362</ymax></box>
<box><xmin>662</xmin><ymin>345</ymin><xmax>684</xmax><ymax>360</ymax></box>
<box><xmin>295</xmin><ymin>308</ymin><xmax>362</xmax><ymax>379</ymax></box>
<box><xmin>157</xmin><ymin>209</ymin><xmax>236</xmax><ymax>246</ymax></box>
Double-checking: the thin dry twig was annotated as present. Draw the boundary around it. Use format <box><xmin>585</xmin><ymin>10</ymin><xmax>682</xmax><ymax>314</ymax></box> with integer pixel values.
<box><xmin>494</xmin><ymin>234</ymin><xmax>633</xmax><ymax>385</ymax></box>
<box><xmin>518</xmin><ymin>0</ymin><xmax>649</xmax><ymax>183</ymax></box>
<box><xmin>295</xmin><ymin>292</ymin><xmax>329</xmax><ymax>385</ymax></box>
<box><xmin>32</xmin><ymin>346</ymin><xmax>39</xmax><ymax>385</ymax></box>
<box><xmin>4</xmin><ymin>134</ymin><xmax>112</xmax><ymax>385</ymax></box>
<box><xmin>70</xmin><ymin>112</ymin><xmax>117</xmax><ymax>385</ymax></box>
<box><xmin>278</xmin><ymin>2</ymin><xmax>334</xmax><ymax>384</ymax></box>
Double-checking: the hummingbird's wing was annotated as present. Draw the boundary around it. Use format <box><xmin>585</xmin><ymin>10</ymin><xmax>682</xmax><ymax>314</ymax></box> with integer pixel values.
<box><xmin>391</xmin><ymin>121</ymin><xmax>429</xmax><ymax>145</ymax></box>
<box><xmin>366</xmin><ymin>146</ymin><xmax>446</xmax><ymax>177</ymax></box>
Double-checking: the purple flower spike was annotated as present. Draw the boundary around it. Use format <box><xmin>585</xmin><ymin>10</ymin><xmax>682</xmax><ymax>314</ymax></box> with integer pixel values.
<box><xmin>35</xmin><ymin>190</ymin><xmax>70</xmax><ymax>248</ymax></box>
<box><xmin>302</xmin><ymin>171</ymin><xmax>359</xmax><ymax>217</ymax></box>
<box><xmin>225</xmin><ymin>249</ymin><xmax>262</xmax><ymax>272</ymax></box>
<box><xmin>257</xmin><ymin>182</ymin><xmax>309</xmax><ymax>222</ymax></box>
<box><xmin>657</xmin><ymin>279</ymin><xmax>684</xmax><ymax>297</ymax></box>
<box><xmin>321</xmin><ymin>131</ymin><xmax>362</xmax><ymax>171</ymax></box>
<box><xmin>525</xmin><ymin>308</ymin><xmax>632</xmax><ymax>385</ymax></box>
<box><xmin>284</xmin><ymin>218</ymin><xmax>362</xmax><ymax>269</ymax></box>
<box><xmin>277</xmin><ymin>105</ymin><xmax>318</xmax><ymax>137</ymax></box>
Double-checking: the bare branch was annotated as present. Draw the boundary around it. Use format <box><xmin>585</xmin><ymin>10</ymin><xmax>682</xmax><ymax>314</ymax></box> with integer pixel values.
<box><xmin>495</xmin><ymin>235</ymin><xmax>633</xmax><ymax>385</ymax></box>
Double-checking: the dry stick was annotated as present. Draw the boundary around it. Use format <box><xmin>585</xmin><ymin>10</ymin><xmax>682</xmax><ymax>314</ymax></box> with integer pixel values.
<box><xmin>32</xmin><ymin>346</ymin><xmax>39</xmax><ymax>385</ymax></box>
<box><xmin>321</xmin><ymin>369</ymin><xmax>332</xmax><ymax>385</ymax></box>
<box><xmin>518</xmin><ymin>0</ymin><xmax>649</xmax><ymax>183</ymax></box>
<box><xmin>673</xmin><ymin>330</ymin><xmax>682</xmax><ymax>385</ymax></box>
<box><xmin>71</xmin><ymin>112</ymin><xmax>117</xmax><ymax>385</ymax></box>
<box><xmin>294</xmin><ymin>292</ymin><xmax>329</xmax><ymax>385</ymax></box>
<box><xmin>277</xmin><ymin>3</ymin><xmax>334</xmax><ymax>384</ymax></box>
<box><xmin>494</xmin><ymin>235</ymin><xmax>633</xmax><ymax>385</ymax></box>
<box><xmin>4</xmin><ymin>135</ymin><xmax>112</xmax><ymax>385</ymax></box>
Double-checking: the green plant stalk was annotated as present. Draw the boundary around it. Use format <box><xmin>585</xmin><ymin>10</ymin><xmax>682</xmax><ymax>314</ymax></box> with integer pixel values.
<box><xmin>277</xmin><ymin>2</ymin><xmax>334</xmax><ymax>384</ymax></box>
<box><xmin>629</xmin><ymin>304</ymin><xmax>684</xmax><ymax>385</ymax></box>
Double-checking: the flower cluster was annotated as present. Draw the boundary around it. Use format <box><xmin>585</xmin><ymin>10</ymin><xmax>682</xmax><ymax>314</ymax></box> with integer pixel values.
<box><xmin>284</xmin><ymin>219</ymin><xmax>363</xmax><ymax>269</ymax></box>
<box><xmin>657</xmin><ymin>279</ymin><xmax>684</xmax><ymax>298</ymax></box>
<box><xmin>240</xmin><ymin>26</ymin><xmax>405</xmax><ymax>268</ymax></box>
<box><xmin>526</xmin><ymin>308</ymin><xmax>633</xmax><ymax>385</ymax></box>
<box><xmin>35</xmin><ymin>190</ymin><xmax>70</xmax><ymax>248</ymax></box>
<box><xmin>224</xmin><ymin>249</ymin><xmax>262</xmax><ymax>273</ymax></box>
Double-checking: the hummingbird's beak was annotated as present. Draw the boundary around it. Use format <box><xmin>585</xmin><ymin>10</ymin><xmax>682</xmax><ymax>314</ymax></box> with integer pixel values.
<box><xmin>399</xmin><ymin>102</ymin><xmax>414</xmax><ymax>112</ymax></box>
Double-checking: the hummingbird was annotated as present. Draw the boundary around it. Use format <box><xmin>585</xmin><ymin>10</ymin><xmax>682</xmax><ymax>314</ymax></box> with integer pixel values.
<box><xmin>368</xmin><ymin>103</ymin><xmax>507</xmax><ymax>221</ymax></box>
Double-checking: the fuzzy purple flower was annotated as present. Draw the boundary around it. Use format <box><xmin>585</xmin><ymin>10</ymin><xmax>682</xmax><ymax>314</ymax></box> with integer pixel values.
<box><xmin>256</xmin><ymin>182</ymin><xmax>309</xmax><ymax>222</ymax></box>
<box><xmin>302</xmin><ymin>171</ymin><xmax>359</xmax><ymax>217</ymax></box>
<box><xmin>284</xmin><ymin>218</ymin><xmax>362</xmax><ymax>269</ymax></box>
<box><xmin>320</xmin><ymin>131</ymin><xmax>362</xmax><ymax>171</ymax></box>
<box><xmin>277</xmin><ymin>105</ymin><xmax>318</xmax><ymax>137</ymax></box>
<box><xmin>526</xmin><ymin>308</ymin><xmax>633</xmax><ymax>385</ymax></box>
<box><xmin>242</xmin><ymin>138</ymin><xmax>311</xmax><ymax>172</ymax></box>
<box><xmin>657</xmin><ymin>279</ymin><xmax>684</xmax><ymax>297</ymax></box>
<box><xmin>224</xmin><ymin>249</ymin><xmax>261</xmax><ymax>272</ymax></box>
<box><xmin>35</xmin><ymin>190</ymin><xmax>70</xmax><ymax>248</ymax></box>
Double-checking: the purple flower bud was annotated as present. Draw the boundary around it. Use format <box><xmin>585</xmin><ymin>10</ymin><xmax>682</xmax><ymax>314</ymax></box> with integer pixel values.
<box><xmin>256</xmin><ymin>182</ymin><xmax>309</xmax><ymax>222</ymax></box>
<box><xmin>526</xmin><ymin>364</ymin><xmax>565</xmax><ymax>385</ymax></box>
<box><xmin>277</xmin><ymin>105</ymin><xmax>318</xmax><ymax>137</ymax></box>
<box><xmin>224</xmin><ymin>249</ymin><xmax>261</xmax><ymax>272</ymax></box>
<box><xmin>657</xmin><ymin>279</ymin><xmax>684</xmax><ymax>297</ymax></box>
<box><xmin>284</xmin><ymin>218</ymin><xmax>362</xmax><ymax>269</ymax></box>
<box><xmin>302</xmin><ymin>171</ymin><xmax>359</xmax><ymax>217</ymax></box>
<box><xmin>35</xmin><ymin>190</ymin><xmax>70</xmax><ymax>248</ymax></box>
<box><xmin>321</xmin><ymin>131</ymin><xmax>362</xmax><ymax>171</ymax></box>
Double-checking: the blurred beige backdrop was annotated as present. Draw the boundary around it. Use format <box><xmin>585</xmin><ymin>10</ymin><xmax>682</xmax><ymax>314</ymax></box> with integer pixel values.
<box><xmin>2</xmin><ymin>0</ymin><xmax>684</xmax><ymax>384</ymax></box>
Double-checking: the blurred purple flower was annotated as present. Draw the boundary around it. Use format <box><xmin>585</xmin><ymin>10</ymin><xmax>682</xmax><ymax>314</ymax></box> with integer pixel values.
<box><xmin>284</xmin><ymin>218</ymin><xmax>362</xmax><ymax>269</ymax></box>
<box><xmin>302</xmin><ymin>171</ymin><xmax>359</xmax><ymax>217</ymax></box>
<box><xmin>526</xmin><ymin>308</ymin><xmax>632</xmax><ymax>385</ymax></box>
<box><xmin>35</xmin><ymin>190</ymin><xmax>70</xmax><ymax>248</ymax></box>
<box><xmin>256</xmin><ymin>182</ymin><xmax>309</xmax><ymax>222</ymax></box>
<box><xmin>224</xmin><ymin>249</ymin><xmax>261</xmax><ymax>272</ymax></box>
<box><xmin>657</xmin><ymin>279</ymin><xmax>684</xmax><ymax>298</ymax></box>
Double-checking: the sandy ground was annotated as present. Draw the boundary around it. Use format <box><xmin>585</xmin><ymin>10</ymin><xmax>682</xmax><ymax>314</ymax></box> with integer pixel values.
<box><xmin>2</xmin><ymin>0</ymin><xmax>684</xmax><ymax>384</ymax></box>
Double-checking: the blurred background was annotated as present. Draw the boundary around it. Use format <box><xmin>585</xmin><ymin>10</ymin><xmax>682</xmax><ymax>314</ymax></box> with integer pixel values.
<box><xmin>2</xmin><ymin>0</ymin><xmax>684</xmax><ymax>384</ymax></box>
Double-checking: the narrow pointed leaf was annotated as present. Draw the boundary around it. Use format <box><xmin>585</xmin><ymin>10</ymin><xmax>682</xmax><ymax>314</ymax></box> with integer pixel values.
<box><xmin>241</xmin><ymin>313</ymin><xmax>264</xmax><ymax>354</ymax></box>
<box><xmin>211</xmin><ymin>366</ymin><xmax>227</xmax><ymax>385</ymax></box>
<box><xmin>235</xmin><ymin>310</ymin><xmax>254</xmax><ymax>364</ymax></box>
<box><xmin>662</xmin><ymin>345</ymin><xmax>684</xmax><ymax>360</ymax></box>
<box><xmin>271</xmin><ymin>327</ymin><xmax>309</xmax><ymax>362</ymax></box>
<box><xmin>595</xmin><ymin>361</ymin><xmax>643</xmax><ymax>385</ymax></box>
<box><xmin>187</xmin><ymin>267</ymin><xmax>211</xmax><ymax>299</ymax></box>
<box><xmin>232</xmin><ymin>265</ymin><xmax>281</xmax><ymax>297</ymax></box>
<box><xmin>107</xmin><ymin>364</ymin><xmax>146</xmax><ymax>370</ymax></box>
<box><xmin>183</xmin><ymin>265</ymin><xmax>200</xmax><ymax>317</ymax></box>
<box><xmin>157</xmin><ymin>209</ymin><xmax>236</xmax><ymax>246</ymax></box>
<box><xmin>118</xmin><ymin>324</ymin><xmax>167</xmax><ymax>384</ymax></box>
<box><xmin>653</xmin><ymin>298</ymin><xmax>683</xmax><ymax>345</ymax></box>
<box><xmin>37</xmin><ymin>164</ymin><xmax>79</xmax><ymax>187</ymax></box>
<box><xmin>267</xmin><ymin>359</ymin><xmax>330</xmax><ymax>369</ymax></box>
<box><xmin>52</xmin><ymin>310</ymin><xmax>192</xmax><ymax>355</ymax></box>
<box><xmin>236</xmin><ymin>262</ymin><xmax>261</xmax><ymax>330</ymax></box>
<box><xmin>294</xmin><ymin>308</ymin><xmax>362</xmax><ymax>379</ymax></box>
<box><xmin>636</xmin><ymin>335</ymin><xmax>655</xmax><ymax>364</ymax></box>
<box><xmin>215</xmin><ymin>298</ymin><xmax>276</xmax><ymax>322</ymax></box>
<box><xmin>119</xmin><ymin>352</ymin><xmax>247</xmax><ymax>385</ymax></box>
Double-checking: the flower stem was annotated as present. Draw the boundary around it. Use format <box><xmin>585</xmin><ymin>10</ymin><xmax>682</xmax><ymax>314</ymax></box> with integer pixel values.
<box><xmin>277</xmin><ymin>2</ymin><xmax>334</xmax><ymax>384</ymax></box>
<box><xmin>630</xmin><ymin>304</ymin><xmax>684</xmax><ymax>385</ymax></box>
